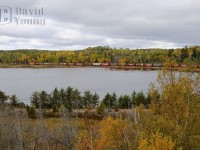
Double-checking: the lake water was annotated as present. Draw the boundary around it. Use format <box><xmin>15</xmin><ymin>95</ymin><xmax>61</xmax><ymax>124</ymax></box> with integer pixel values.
<box><xmin>0</xmin><ymin>68</ymin><xmax>158</xmax><ymax>104</ymax></box>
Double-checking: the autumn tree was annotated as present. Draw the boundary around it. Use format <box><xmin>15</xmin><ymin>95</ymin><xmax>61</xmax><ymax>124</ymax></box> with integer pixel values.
<box><xmin>97</xmin><ymin>116</ymin><xmax>134</xmax><ymax>150</ymax></box>
<box><xmin>138</xmin><ymin>132</ymin><xmax>176</xmax><ymax>150</ymax></box>
<box><xmin>149</xmin><ymin>70</ymin><xmax>200</xmax><ymax>149</ymax></box>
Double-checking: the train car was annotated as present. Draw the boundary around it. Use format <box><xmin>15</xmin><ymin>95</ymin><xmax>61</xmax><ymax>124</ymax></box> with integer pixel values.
<box><xmin>118</xmin><ymin>63</ymin><xmax>126</xmax><ymax>66</ymax></box>
<box><xmin>135</xmin><ymin>63</ymin><xmax>144</xmax><ymax>66</ymax></box>
<box><xmin>76</xmin><ymin>63</ymin><xmax>83</xmax><ymax>66</ymax></box>
<box><xmin>29</xmin><ymin>62</ymin><xmax>35</xmax><ymax>65</ymax></box>
<box><xmin>109</xmin><ymin>63</ymin><xmax>118</xmax><ymax>66</ymax></box>
<box><xmin>67</xmin><ymin>63</ymin><xmax>75</xmax><ymax>66</ymax></box>
<box><xmin>35</xmin><ymin>62</ymin><xmax>43</xmax><ymax>65</ymax></box>
<box><xmin>180</xmin><ymin>64</ymin><xmax>187</xmax><ymax>67</ymax></box>
<box><xmin>83</xmin><ymin>62</ymin><xmax>92</xmax><ymax>66</ymax></box>
<box><xmin>153</xmin><ymin>63</ymin><xmax>162</xmax><ymax>67</ymax></box>
<box><xmin>43</xmin><ymin>63</ymin><xmax>58</xmax><ymax>65</ymax></box>
<box><xmin>101</xmin><ymin>63</ymin><xmax>109</xmax><ymax>66</ymax></box>
<box><xmin>171</xmin><ymin>64</ymin><xmax>180</xmax><ymax>67</ymax></box>
<box><xmin>144</xmin><ymin>64</ymin><xmax>153</xmax><ymax>67</ymax></box>
<box><xmin>92</xmin><ymin>63</ymin><xmax>101</xmax><ymax>66</ymax></box>
<box><xmin>59</xmin><ymin>63</ymin><xmax>67</xmax><ymax>65</ymax></box>
<box><xmin>127</xmin><ymin>63</ymin><xmax>135</xmax><ymax>66</ymax></box>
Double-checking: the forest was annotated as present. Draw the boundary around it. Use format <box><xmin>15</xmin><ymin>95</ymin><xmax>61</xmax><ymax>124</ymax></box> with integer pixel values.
<box><xmin>0</xmin><ymin>46</ymin><xmax>200</xmax><ymax>65</ymax></box>
<box><xmin>0</xmin><ymin>70</ymin><xmax>200</xmax><ymax>149</ymax></box>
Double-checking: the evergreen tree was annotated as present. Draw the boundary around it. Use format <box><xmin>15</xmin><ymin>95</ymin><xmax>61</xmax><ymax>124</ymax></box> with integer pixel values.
<box><xmin>51</xmin><ymin>88</ymin><xmax>60</xmax><ymax>109</ymax></box>
<box><xmin>0</xmin><ymin>90</ymin><xmax>8</xmax><ymax>104</ymax></box>
<box><xmin>118</xmin><ymin>95</ymin><xmax>131</xmax><ymax>109</ymax></box>
<box><xmin>30</xmin><ymin>91</ymin><xmax>40</xmax><ymax>108</ymax></box>
<box><xmin>64</xmin><ymin>86</ymin><xmax>74</xmax><ymax>112</ymax></box>
<box><xmin>111</xmin><ymin>92</ymin><xmax>117</xmax><ymax>109</ymax></box>
<box><xmin>9</xmin><ymin>94</ymin><xmax>19</xmax><ymax>107</ymax></box>
<box><xmin>92</xmin><ymin>92</ymin><xmax>100</xmax><ymax>108</ymax></box>
<box><xmin>82</xmin><ymin>90</ymin><xmax>93</xmax><ymax>109</ymax></box>
<box><xmin>136</xmin><ymin>91</ymin><xmax>146</xmax><ymax>106</ymax></box>
<box><xmin>72</xmin><ymin>88</ymin><xmax>82</xmax><ymax>109</ymax></box>
<box><xmin>102</xmin><ymin>93</ymin><xmax>112</xmax><ymax>111</ymax></box>
<box><xmin>39</xmin><ymin>91</ymin><xmax>49</xmax><ymax>109</ymax></box>
<box><xmin>131</xmin><ymin>90</ymin><xmax>137</xmax><ymax>107</ymax></box>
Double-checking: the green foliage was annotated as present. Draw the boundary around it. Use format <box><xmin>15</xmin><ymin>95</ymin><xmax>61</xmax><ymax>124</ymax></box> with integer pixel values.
<box><xmin>26</xmin><ymin>105</ymin><xmax>36</xmax><ymax>118</ymax></box>
<box><xmin>30</xmin><ymin>87</ymin><xmax>99</xmax><ymax>111</ymax></box>
<box><xmin>50</xmin><ymin>87</ymin><xmax>60</xmax><ymax>108</ymax></box>
<box><xmin>92</xmin><ymin>92</ymin><xmax>100</xmax><ymax>108</ymax></box>
<box><xmin>102</xmin><ymin>93</ymin><xmax>112</xmax><ymax>111</ymax></box>
<box><xmin>39</xmin><ymin>91</ymin><xmax>50</xmax><ymax>109</ymax></box>
<box><xmin>64</xmin><ymin>86</ymin><xmax>74</xmax><ymax>112</ymax></box>
<box><xmin>101</xmin><ymin>91</ymin><xmax>151</xmax><ymax>110</ymax></box>
<box><xmin>118</xmin><ymin>95</ymin><xmax>131</xmax><ymax>109</ymax></box>
<box><xmin>96</xmin><ymin>102</ymin><xmax>106</xmax><ymax>115</ymax></box>
<box><xmin>9</xmin><ymin>94</ymin><xmax>19</xmax><ymax>107</ymax></box>
<box><xmin>102</xmin><ymin>92</ymin><xmax>117</xmax><ymax>110</ymax></box>
<box><xmin>135</xmin><ymin>91</ymin><xmax>147</xmax><ymax>107</ymax></box>
<box><xmin>72</xmin><ymin>88</ymin><xmax>82</xmax><ymax>109</ymax></box>
<box><xmin>0</xmin><ymin>90</ymin><xmax>8</xmax><ymax>104</ymax></box>
<box><xmin>30</xmin><ymin>91</ymin><xmax>40</xmax><ymax>108</ymax></box>
<box><xmin>82</xmin><ymin>90</ymin><xmax>93</xmax><ymax>109</ymax></box>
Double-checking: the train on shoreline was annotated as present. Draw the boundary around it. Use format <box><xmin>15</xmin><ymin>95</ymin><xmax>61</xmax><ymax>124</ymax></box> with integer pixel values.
<box><xmin>28</xmin><ymin>62</ymin><xmax>200</xmax><ymax>68</ymax></box>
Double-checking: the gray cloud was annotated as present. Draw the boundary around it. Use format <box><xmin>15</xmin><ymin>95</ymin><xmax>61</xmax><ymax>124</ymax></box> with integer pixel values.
<box><xmin>0</xmin><ymin>0</ymin><xmax>200</xmax><ymax>50</ymax></box>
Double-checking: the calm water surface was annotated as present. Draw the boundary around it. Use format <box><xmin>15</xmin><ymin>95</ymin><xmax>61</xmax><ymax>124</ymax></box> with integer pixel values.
<box><xmin>0</xmin><ymin>68</ymin><xmax>158</xmax><ymax>103</ymax></box>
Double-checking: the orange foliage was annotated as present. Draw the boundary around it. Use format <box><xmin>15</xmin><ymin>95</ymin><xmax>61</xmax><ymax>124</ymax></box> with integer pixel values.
<box><xmin>97</xmin><ymin>116</ymin><xmax>129</xmax><ymax>150</ymax></box>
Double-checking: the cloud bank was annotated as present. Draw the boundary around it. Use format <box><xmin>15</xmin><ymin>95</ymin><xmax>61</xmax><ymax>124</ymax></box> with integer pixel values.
<box><xmin>0</xmin><ymin>0</ymin><xmax>200</xmax><ymax>50</ymax></box>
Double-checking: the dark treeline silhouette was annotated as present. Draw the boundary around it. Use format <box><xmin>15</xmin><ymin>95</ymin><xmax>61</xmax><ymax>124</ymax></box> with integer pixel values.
<box><xmin>101</xmin><ymin>91</ymin><xmax>150</xmax><ymax>111</ymax></box>
<box><xmin>30</xmin><ymin>87</ymin><xmax>100</xmax><ymax>112</ymax></box>
<box><xmin>0</xmin><ymin>90</ymin><xmax>25</xmax><ymax>108</ymax></box>
<box><xmin>30</xmin><ymin>87</ymin><xmax>151</xmax><ymax>113</ymax></box>
<box><xmin>0</xmin><ymin>87</ymin><xmax>151</xmax><ymax>113</ymax></box>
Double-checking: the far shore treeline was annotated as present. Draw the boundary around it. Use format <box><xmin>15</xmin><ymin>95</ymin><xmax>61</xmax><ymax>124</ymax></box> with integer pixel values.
<box><xmin>0</xmin><ymin>46</ymin><xmax>200</xmax><ymax>66</ymax></box>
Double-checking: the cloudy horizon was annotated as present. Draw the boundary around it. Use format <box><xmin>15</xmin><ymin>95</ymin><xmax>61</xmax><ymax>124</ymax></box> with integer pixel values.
<box><xmin>0</xmin><ymin>0</ymin><xmax>200</xmax><ymax>50</ymax></box>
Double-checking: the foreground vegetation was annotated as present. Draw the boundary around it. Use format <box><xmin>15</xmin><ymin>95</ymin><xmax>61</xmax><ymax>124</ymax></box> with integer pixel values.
<box><xmin>0</xmin><ymin>70</ymin><xmax>200</xmax><ymax>149</ymax></box>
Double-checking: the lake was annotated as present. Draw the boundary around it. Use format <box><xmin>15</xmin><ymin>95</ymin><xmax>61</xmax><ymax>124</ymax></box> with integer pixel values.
<box><xmin>0</xmin><ymin>68</ymin><xmax>158</xmax><ymax>103</ymax></box>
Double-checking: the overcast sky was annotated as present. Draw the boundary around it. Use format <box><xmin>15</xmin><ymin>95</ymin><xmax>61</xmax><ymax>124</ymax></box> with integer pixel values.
<box><xmin>0</xmin><ymin>0</ymin><xmax>200</xmax><ymax>50</ymax></box>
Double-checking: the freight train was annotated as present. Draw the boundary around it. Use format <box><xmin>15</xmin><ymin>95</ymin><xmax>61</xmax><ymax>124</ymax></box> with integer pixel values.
<box><xmin>29</xmin><ymin>62</ymin><xmax>200</xmax><ymax>68</ymax></box>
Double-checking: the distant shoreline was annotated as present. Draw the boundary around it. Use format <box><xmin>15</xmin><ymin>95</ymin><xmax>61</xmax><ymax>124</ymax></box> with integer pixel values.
<box><xmin>0</xmin><ymin>64</ymin><xmax>199</xmax><ymax>72</ymax></box>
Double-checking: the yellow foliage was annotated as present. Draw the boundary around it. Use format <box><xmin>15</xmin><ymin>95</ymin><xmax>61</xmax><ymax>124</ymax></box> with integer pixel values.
<box><xmin>149</xmin><ymin>71</ymin><xmax>200</xmax><ymax>149</ymax></box>
<box><xmin>76</xmin><ymin>131</ymin><xmax>92</xmax><ymax>150</ymax></box>
<box><xmin>97</xmin><ymin>116</ymin><xmax>129</xmax><ymax>150</ymax></box>
<box><xmin>119</xmin><ymin>58</ymin><xmax>127</xmax><ymax>64</ymax></box>
<box><xmin>138</xmin><ymin>132</ymin><xmax>176</xmax><ymax>150</ymax></box>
